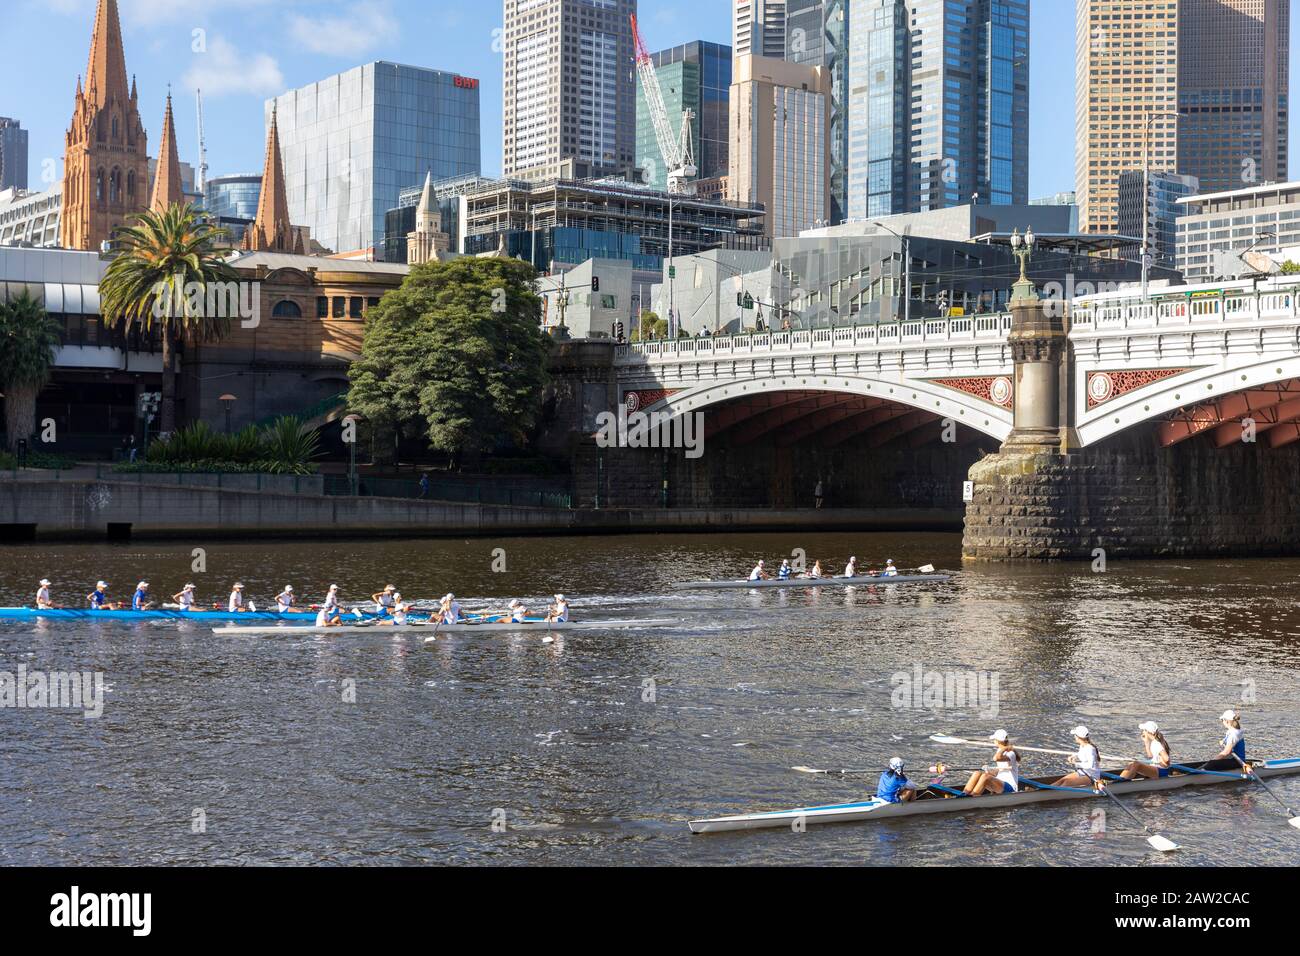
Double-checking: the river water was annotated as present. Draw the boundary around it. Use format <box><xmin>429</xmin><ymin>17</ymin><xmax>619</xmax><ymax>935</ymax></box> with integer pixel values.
<box><xmin>0</xmin><ymin>532</ymin><xmax>1297</xmax><ymax>866</ymax></box>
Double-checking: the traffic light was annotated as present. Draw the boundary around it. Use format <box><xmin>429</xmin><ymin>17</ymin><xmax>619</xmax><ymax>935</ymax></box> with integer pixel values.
<box><xmin>591</xmin><ymin>276</ymin><xmax>600</xmax><ymax>292</ymax></box>
<box><xmin>737</xmin><ymin>292</ymin><xmax>744</xmax><ymax>306</ymax></box>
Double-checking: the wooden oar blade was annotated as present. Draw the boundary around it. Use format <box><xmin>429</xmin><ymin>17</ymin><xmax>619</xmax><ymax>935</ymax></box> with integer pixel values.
<box><xmin>917</xmin><ymin>564</ymin><xmax>935</xmax><ymax>573</ymax></box>
<box><xmin>929</xmin><ymin>734</ymin><xmax>969</xmax><ymax>745</ymax></box>
<box><xmin>792</xmin><ymin>765</ymin><xmax>828</xmax><ymax>774</ymax></box>
<box><xmin>1147</xmin><ymin>834</ymin><xmax>1180</xmax><ymax>853</ymax></box>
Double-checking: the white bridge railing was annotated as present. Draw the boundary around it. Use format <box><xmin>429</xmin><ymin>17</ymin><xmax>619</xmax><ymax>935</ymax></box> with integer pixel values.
<box><xmin>616</xmin><ymin>313</ymin><xmax>1013</xmax><ymax>363</ymax></box>
<box><xmin>1071</xmin><ymin>290</ymin><xmax>1299</xmax><ymax>333</ymax></box>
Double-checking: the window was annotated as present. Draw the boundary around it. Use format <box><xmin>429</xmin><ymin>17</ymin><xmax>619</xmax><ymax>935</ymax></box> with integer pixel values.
<box><xmin>366</xmin><ymin>297</ymin><xmax>381</xmax><ymax>309</ymax></box>
<box><xmin>271</xmin><ymin>300</ymin><xmax>303</xmax><ymax>318</ymax></box>
<box><xmin>317</xmin><ymin>297</ymin><xmax>329</xmax><ymax>318</ymax></box>
<box><xmin>332</xmin><ymin>297</ymin><xmax>345</xmax><ymax>318</ymax></box>
<box><xmin>349</xmin><ymin>297</ymin><xmax>364</xmax><ymax>319</ymax></box>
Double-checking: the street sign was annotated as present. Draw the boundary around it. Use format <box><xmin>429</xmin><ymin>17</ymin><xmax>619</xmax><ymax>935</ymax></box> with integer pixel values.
<box><xmin>962</xmin><ymin>481</ymin><xmax>974</xmax><ymax>502</ymax></box>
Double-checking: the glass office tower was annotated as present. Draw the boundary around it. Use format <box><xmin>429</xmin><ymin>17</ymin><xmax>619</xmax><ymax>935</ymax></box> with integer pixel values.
<box><xmin>848</xmin><ymin>0</ymin><xmax>1028</xmax><ymax>219</ymax></box>
<box><xmin>204</xmin><ymin>175</ymin><xmax>262</xmax><ymax>221</ymax></box>
<box><xmin>787</xmin><ymin>1</ymin><xmax>849</xmax><ymax>225</ymax></box>
<box><xmin>634</xmin><ymin>41</ymin><xmax>731</xmax><ymax>190</ymax></box>
<box><xmin>269</xmin><ymin>61</ymin><xmax>480</xmax><ymax>256</ymax></box>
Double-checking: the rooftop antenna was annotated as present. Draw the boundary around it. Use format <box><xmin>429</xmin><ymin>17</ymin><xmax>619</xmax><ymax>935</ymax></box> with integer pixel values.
<box><xmin>195</xmin><ymin>88</ymin><xmax>208</xmax><ymax>195</ymax></box>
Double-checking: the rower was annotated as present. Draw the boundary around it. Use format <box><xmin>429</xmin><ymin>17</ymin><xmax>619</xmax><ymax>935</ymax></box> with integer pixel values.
<box><xmin>1119</xmin><ymin>721</ymin><xmax>1173</xmax><ymax>780</ymax></box>
<box><xmin>372</xmin><ymin>585</ymin><xmax>398</xmax><ymax>615</ymax></box>
<box><xmin>132</xmin><ymin>581</ymin><xmax>155</xmax><ymax>611</ymax></box>
<box><xmin>546</xmin><ymin>593</ymin><xmax>569</xmax><ymax>623</ymax></box>
<box><xmin>390</xmin><ymin>600</ymin><xmax>409</xmax><ymax>626</ymax></box>
<box><xmin>172</xmin><ymin>584</ymin><xmax>197</xmax><ymax>611</ymax></box>
<box><xmin>487</xmin><ymin>599</ymin><xmax>529</xmax><ymax>624</ymax></box>
<box><xmin>748</xmin><ymin>560</ymin><xmax>768</xmax><ymax>581</ymax></box>
<box><xmin>777</xmin><ymin>560</ymin><xmax>792</xmax><ymax>581</ymax></box>
<box><xmin>882</xmin><ymin>559</ymin><xmax>898</xmax><ymax>577</ymax></box>
<box><xmin>1206</xmin><ymin>709</ymin><xmax>1247</xmax><ymax>771</ymax></box>
<box><xmin>315</xmin><ymin>603</ymin><xmax>343</xmax><ymax>627</ymax></box>
<box><xmin>438</xmin><ymin>593</ymin><xmax>463</xmax><ymax>625</ymax></box>
<box><xmin>843</xmin><ymin>556</ymin><xmax>858</xmax><ymax>578</ymax></box>
<box><xmin>876</xmin><ymin>757</ymin><xmax>919</xmax><ymax>803</ymax></box>
<box><xmin>36</xmin><ymin>578</ymin><xmax>56</xmax><ymax>609</ymax></box>
<box><xmin>1051</xmin><ymin>726</ymin><xmax>1104</xmax><ymax>791</ymax></box>
<box><xmin>962</xmin><ymin>730</ymin><xmax>1020</xmax><ymax>796</ymax></box>
<box><xmin>86</xmin><ymin>581</ymin><xmax>118</xmax><ymax>611</ymax></box>
<box><xmin>228</xmin><ymin>583</ymin><xmax>247</xmax><ymax>613</ymax></box>
<box><xmin>275</xmin><ymin>585</ymin><xmax>297</xmax><ymax>613</ymax></box>
<box><xmin>805</xmin><ymin>560</ymin><xmax>823</xmax><ymax>579</ymax></box>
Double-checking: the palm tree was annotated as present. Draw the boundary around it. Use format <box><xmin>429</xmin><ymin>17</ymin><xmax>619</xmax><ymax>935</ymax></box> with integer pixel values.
<box><xmin>99</xmin><ymin>203</ymin><xmax>236</xmax><ymax>433</ymax></box>
<box><xmin>0</xmin><ymin>291</ymin><xmax>62</xmax><ymax>451</ymax></box>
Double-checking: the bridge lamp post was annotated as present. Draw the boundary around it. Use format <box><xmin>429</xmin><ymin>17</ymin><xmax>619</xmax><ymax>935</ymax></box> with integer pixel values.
<box><xmin>219</xmin><ymin>393</ymin><xmax>237</xmax><ymax>435</ymax></box>
<box><xmin>870</xmin><ymin>221</ymin><xmax>911</xmax><ymax>324</ymax></box>
<box><xmin>343</xmin><ymin>413</ymin><xmax>362</xmax><ymax>496</ymax></box>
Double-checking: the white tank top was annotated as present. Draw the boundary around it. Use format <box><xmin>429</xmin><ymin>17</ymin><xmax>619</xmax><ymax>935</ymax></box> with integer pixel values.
<box><xmin>1148</xmin><ymin>737</ymin><xmax>1169</xmax><ymax>766</ymax></box>
<box><xmin>1076</xmin><ymin>743</ymin><xmax>1101</xmax><ymax>781</ymax></box>
<box><xmin>995</xmin><ymin>748</ymin><xmax>1020</xmax><ymax>791</ymax></box>
<box><xmin>844</xmin><ymin>561</ymin><xmax>856</xmax><ymax>577</ymax></box>
<box><xmin>178</xmin><ymin>591</ymin><xmax>195</xmax><ymax>608</ymax></box>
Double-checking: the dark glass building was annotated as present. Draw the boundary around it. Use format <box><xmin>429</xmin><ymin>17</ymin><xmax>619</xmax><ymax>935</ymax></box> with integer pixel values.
<box><xmin>786</xmin><ymin>0</ymin><xmax>848</xmax><ymax>225</ymax></box>
<box><xmin>634</xmin><ymin>41</ymin><xmax>732</xmax><ymax>191</ymax></box>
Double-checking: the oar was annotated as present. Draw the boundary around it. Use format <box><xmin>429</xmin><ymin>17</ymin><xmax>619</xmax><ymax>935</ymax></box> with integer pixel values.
<box><xmin>930</xmin><ymin>734</ymin><xmax>1130</xmax><ymax>763</ymax></box>
<box><xmin>1098</xmin><ymin>783</ymin><xmax>1180</xmax><ymax>852</ymax></box>
<box><xmin>793</xmin><ymin>763</ymin><xmax>985</xmax><ymax>776</ymax></box>
<box><xmin>1233</xmin><ymin>755</ymin><xmax>1300</xmax><ymax>829</ymax></box>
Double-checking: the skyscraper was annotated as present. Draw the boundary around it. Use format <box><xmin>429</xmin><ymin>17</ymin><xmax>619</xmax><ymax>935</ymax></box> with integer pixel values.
<box><xmin>0</xmin><ymin>118</ymin><xmax>28</xmax><ymax>191</ymax></box>
<box><xmin>1177</xmin><ymin>0</ymin><xmax>1288</xmax><ymax>193</ymax></box>
<box><xmin>502</xmin><ymin>0</ymin><xmax>636</xmax><ymax>181</ymax></box>
<box><xmin>270</xmin><ymin>61</ymin><xmax>481</xmax><ymax>256</ymax></box>
<box><xmin>60</xmin><ymin>0</ymin><xmax>149</xmax><ymax>251</ymax></box>
<box><xmin>729</xmin><ymin>54</ymin><xmax>831</xmax><ymax>238</ymax></box>
<box><xmin>848</xmin><ymin>0</ymin><xmax>1028</xmax><ymax>220</ymax></box>
<box><xmin>734</xmin><ymin>0</ymin><xmax>789</xmax><ymax>58</ymax></box>
<box><xmin>634</xmin><ymin>41</ymin><xmax>731</xmax><ymax>190</ymax></box>
<box><xmin>787</xmin><ymin>0</ymin><xmax>848</xmax><ymax>224</ymax></box>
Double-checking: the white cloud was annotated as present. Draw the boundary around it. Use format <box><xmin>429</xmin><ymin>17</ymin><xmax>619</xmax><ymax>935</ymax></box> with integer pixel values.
<box><xmin>288</xmin><ymin>1</ymin><xmax>397</xmax><ymax>57</ymax></box>
<box><xmin>182</xmin><ymin>35</ymin><xmax>283</xmax><ymax>97</ymax></box>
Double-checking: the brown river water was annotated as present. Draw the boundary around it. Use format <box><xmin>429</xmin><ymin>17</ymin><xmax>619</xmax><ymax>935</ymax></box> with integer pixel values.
<box><xmin>0</xmin><ymin>531</ymin><xmax>1297</xmax><ymax>865</ymax></box>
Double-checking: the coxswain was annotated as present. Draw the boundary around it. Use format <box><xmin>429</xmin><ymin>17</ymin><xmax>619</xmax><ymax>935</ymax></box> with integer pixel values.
<box><xmin>132</xmin><ymin>581</ymin><xmax>155</xmax><ymax>611</ymax></box>
<box><xmin>748</xmin><ymin>560</ymin><xmax>768</xmax><ymax>581</ymax></box>
<box><xmin>1051</xmin><ymin>726</ymin><xmax>1104</xmax><ymax>791</ymax></box>
<box><xmin>963</xmin><ymin>730</ymin><xmax>1021</xmax><ymax>795</ymax></box>
<box><xmin>36</xmin><ymin>579</ymin><xmax>56</xmax><ymax>609</ymax></box>
<box><xmin>172</xmin><ymin>584</ymin><xmax>198</xmax><ymax>611</ymax></box>
<box><xmin>876</xmin><ymin>757</ymin><xmax>919</xmax><ymax>803</ymax></box>
<box><xmin>372</xmin><ymin>585</ymin><xmax>398</xmax><ymax>615</ymax></box>
<box><xmin>1119</xmin><ymin>722</ymin><xmax>1173</xmax><ymax>780</ymax></box>
<box><xmin>546</xmin><ymin>593</ymin><xmax>570</xmax><ymax>623</ymax></box>
<box><xmin>86</xmin><ymin>581</ymin><xmax>119</xmax><ymax>611</ymax></box>
<box><xmin>1206</xmin><ymin>709</ymin><xmax>1247</xmax><ymax>771</ymax></box>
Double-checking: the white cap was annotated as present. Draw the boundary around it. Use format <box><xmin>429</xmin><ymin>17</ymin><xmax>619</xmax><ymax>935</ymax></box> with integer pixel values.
<box><xmin>283</xmin><ymin>585</ymin><xmax>293</xmax><ymax>592</ymax></box>
<box><xmin>328</xmin><ymin>584</ymin><xmax>338</xmax><ymax>592</ymax></box>
<box><xmin>233</xmin><ymin>582</ymin><xmax>244</xmax><ymax>589</ymax></box>
<box><xmin>886</xmin><ymin>558</ymin><xmax>895</xmax><ymax>564</ymax></box>
<box><xmin>1220</xmin><ymin>709</ymin><xmax>1238</xmax><ymax>722</ymax></box>
<box><xmin>554</xmin><ymin>594</ymin><xmax>565</xmax><ymax>602</ymax></box>
<box><xmin>384</xmin><ymin>585</ymin><xmax>395</xmax><ymax>591</ymax></box>
<box><xmin>137</xmin><ymin>581</ymin><xmax>148</xmax><ymax>588</ymax></box>
<box><xmin>183</xmin><ymin>583</ymin><xmax>195</xmax><ymax>590</ymax></box>
<box><xmin>442</xmin><ymin>593</ymin><xmax>453</xmax><ymax>602</ymax></box>
<box><xmin>757</xmin><ymin>559</ymin><xmax>764</xmax><ymax>565</ymax></box>
<box><xmin>1139</xmin><ymin>721</ymin><xmax>1159</xmax><ymax>733</ymax></box>
<box><xmin>508</xmin><ymin>599</ymin><xmax>521</xmax><ymax>608</ymax></box>
<box><xmin>392</xmin><ymin>592</ymin><xmax>401</xmax><ymax>599</ymax></box>
<box><xmin>39</xmin><ymin>579</ymin><xmax>51</xmax><ymax>586</ymax></box>
<box><xmin>850</xmin><ymin>556</ymin><xmax>857</xmax><ymax>562</ymax></box>
<box><xmin>990</xmin><ymin>729</ymin><xmax>1009</xmax><ymax>742</ymax></box>
<box><xmin>1071</xmin><ymin>725</ymin><xmax>1090</xmax><ymax>738</ymax></box>
<box><xmin>96</xmin><ymin>581</ymin><xmax>108</xmax><ymax>588</ymax></box>
<box><xmin>888</xmin><ymin>757</ymin><xmax>905</xmax><ymax>771</ymax></box>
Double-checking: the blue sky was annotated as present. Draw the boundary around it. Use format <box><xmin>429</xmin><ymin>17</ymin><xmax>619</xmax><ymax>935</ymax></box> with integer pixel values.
<box><xmin>1</xmin><ymin>0</ymin><xmax>1296</xmax><ymax>198</ymax></box>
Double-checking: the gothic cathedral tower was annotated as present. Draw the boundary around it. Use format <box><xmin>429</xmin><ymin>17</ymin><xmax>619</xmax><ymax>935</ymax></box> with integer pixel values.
<box><xmin>60</xmin><ymin>0</ymin><xmax>149</xmax><ymax>251</ymax></box>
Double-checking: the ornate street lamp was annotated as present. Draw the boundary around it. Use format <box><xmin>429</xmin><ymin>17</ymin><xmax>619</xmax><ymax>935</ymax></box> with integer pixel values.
<box><xmin>219</xmin><ymin>393</ymin><xmax>237</xmax><ymax>434</ymax></box>
<box><xmin>1009</xmin><ymin>227</ymin><xmax>1037</xmax><ymax>303</ymax></box>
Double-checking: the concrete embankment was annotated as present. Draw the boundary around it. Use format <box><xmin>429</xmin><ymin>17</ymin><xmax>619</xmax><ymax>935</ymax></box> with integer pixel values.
<box><xmin>0</xmin><ymin>476</ymin><xmax>961</xmax><ymax>541</ymax></box>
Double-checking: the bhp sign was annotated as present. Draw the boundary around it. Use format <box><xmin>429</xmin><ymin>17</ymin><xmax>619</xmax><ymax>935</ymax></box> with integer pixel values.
<box><xmin>454</xmin><ymin>76</ymin><xmax>479</xmax><ymax>90</ymax></box>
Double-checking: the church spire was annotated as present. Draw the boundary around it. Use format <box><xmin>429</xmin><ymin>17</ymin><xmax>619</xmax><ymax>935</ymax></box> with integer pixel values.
<box><xmin>150</xmin><ymin>92</ymin><xmax>184</xmax><ymax>213</ymax></box>
<box><xmin>84</xmin><ymin>0</ymin><xmax>130</xmax><ymax>111</ymax></box>
<box><xmin>243</xmin><ymin>105</ymin><xmax>303</xmax><ymax>254</ymax></box>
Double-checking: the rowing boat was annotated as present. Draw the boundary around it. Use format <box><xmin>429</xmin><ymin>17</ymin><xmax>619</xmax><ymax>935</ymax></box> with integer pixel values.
<box><xmin>687</xmin><ymin>757</ymin><xmax>1300</xmax><ymax>833</ymax></box>
<box><xmin>211</xmin><ymin>618</ymin><xmax>678</xmax><ymax>636</ymax></box>
<box><xmin>0</xmin><ymin>607</ymin><xmax>333</xmax><ymax>623</ymax></box>
<box><xmin>671</xmin><ymin>573</ymin><xmax>951</xmax><ymax>591</ymax></box>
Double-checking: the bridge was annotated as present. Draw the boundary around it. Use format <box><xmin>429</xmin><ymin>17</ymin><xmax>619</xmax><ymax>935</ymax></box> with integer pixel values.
<box><xmin>613</xmin><ymin>279</ymin><xmax>1300</xmax><ymax>451</ymax></box>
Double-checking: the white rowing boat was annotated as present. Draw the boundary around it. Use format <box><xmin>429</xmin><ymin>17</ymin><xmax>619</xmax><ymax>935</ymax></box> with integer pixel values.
<box><xmin>211</xmin><ymin>618</ymin><xmax>677</xmax><ymax>636</ymax></box>
<box><xmin>671</xmin><ymin>573</ymin><xmax>951</xmax><ymax>591</ymax></box>
<box><xmin>687</xmin><ymin>757</ymin><xmax>1300</xmax><ymax>833</ymax></box>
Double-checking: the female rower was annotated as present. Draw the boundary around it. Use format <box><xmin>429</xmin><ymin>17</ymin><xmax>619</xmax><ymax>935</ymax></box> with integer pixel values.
<box><xmin>881</xmin><ymin>559</ymin><xmax>898</xmax><ymax>577</ymax></box>
<box><xmin>372</xmin><ymin>585</ymin><xmax>397</xmax><ymax>615</ymax></box>
<box><xmin>438</xmin><ymin>593</ymin><xmax>463</xmax><ymax>625</ymax></box>
<box><xmin>321</xmin><ymin>584</ymin><xmax>342</xmax><ymax>618</ymax></box>
<box><xmin>228</xmin><ymin>583</ymin><xmax>248</xmax><ymax>613</ymax></box>
<box><xmin>36</xmin><ymin>579</ymin><xmax>56</xmax><ymax>609</ymax></box>
<box><xmin>777</xmin><ymin>560</ymin><xmax>792</xmax><ymax>580</ymax></box>
<box><xmin>876</xmin><ymin>757</ymin><xmax>919</xmax><ymax>803</ymax></box>
<box><xmin>804</xmin><ymin>560</ymin><xmax>823</xmax><ymax>579</ymax></box>
<box><xmin>315</xmin><ymin>603</ymin><xmax>342</xmax><ymax>627</ymax></box>
<box><xmin>546</xmin><ymin>594</ymin><xmax>569</xmax><ymax>623</ymax></box>
<box><xmin>390</xmin><ymin>601</ymin><xmax>409</xmax><ymax>626</ymax></box>
<box><xmin>486</xmin><ymin>599</ymin><xmax>529</xmax><ymax>624</ymax></box>
<box><xmin>963</xmin><ymin>730</ymin><xmax>1020</xmax><ymax>795</ymax></box>
<box><xmin>132</xmin><ymin>581</ymin><xmax>155</xmax><ymax>611</ymax></box>
<box><xmin>275</xmin><ymin>585</ymin><xmax>298</xmax><ymax>613</ymax></box>
<box><xmin>748</xmin><ymin>560</ymin><xmax>768</xmax><ymax>581</ymax></box>
<box><xmin>86</xmin><ymin>582</ymin><xmax>121</xmax><ymax>611</ymax></box>
<box><xmin>843</xmin><ymin>556</ymin><xmax>858</xmax><ymax>578</ymax></box>
<box><xmin>1205</xmin><ymin>709</ymin><xmax>1246</xmax><ymax>771</ymax></box>
<box><xmin>1051</xmin><ymin>726</ymin><xmax>1104</xmax><ymax>791</ymax></box>
<box><xmin>1119</xmin><ymin>721</ymin><xmax>1172</xmax><ymax>780</ymax></box>
<box><xmin>172</xmin><ymin>584</ymin><xmax>197</xmax><ymax>611</ymax></box>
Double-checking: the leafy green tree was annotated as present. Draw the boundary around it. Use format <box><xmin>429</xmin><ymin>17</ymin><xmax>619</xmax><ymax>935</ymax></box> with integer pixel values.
<box><xmin>99</xmin><ymin>203</ymin><xmax>236</xmax><ymax>433</ymax></box>
<box><xmin>347</xmin><ymin>257</ymin><xmax>549</xmax><ymax>466</ymax></box>
<box><xmin>632</xmin><ymin>311</ymin><xmax>670</xmax><ymax>342</ymax></box>
<box><xmin>0</xmin><ymin>292</ymin><xmax>62</xmax><ymax>451</ymax></box>
<box><xmin>1281</xmin><ymin>261</ymin><xmax>1300</xmax><ymax>275</ymax></box>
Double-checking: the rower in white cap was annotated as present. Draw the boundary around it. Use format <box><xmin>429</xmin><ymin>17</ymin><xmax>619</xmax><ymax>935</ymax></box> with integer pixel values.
<box><xmin>748</xmin><ymin>559</ymin><xmax>768</xmax><ymax>581</ymax></box>
<box><xmin>171</xmin><ymin>583</ymin><xmax>197</xmax><ymax>611</ymax></box>
<box><xmin>1208</xmin><ymin>709</ymin><xmax>1247</xmax><ymax>771</ymax></box>
<box><xmin>36</xmin><ymin>579</ymin><xmax>56</xmax><ymax>609</ymax></box>
<box><xmin>1119</xmin><ymin>721</ymin><xmax>1173</xmax><ymax>780</ymax></box>
<box><xmin>962</xmin><ymin>729</ymin><xmax>1021</xmax><ymax>795</ymax></box>
<box><xmin>438</xmin><ymin>593</ymin><xmax>463</xmax><ymax>625</ymax></box>
<box><xmin>843</xmin><ymin>556</ymin><xmax>858</xmax><ymax>578</ymax></box>
<box><xmin>1052</xmin><ymin>726</ymin><xmax>1104</xmax><ymax>791</ymax></box>
<box><xmin>275</xmin><ymin>585</ymin><xmax>299</xmax><ymax>613</ymax></box>
<box><xmin>546</xmin><ymin>594</ymin><xmax>569</xmax><ymax>623</ymax></box>
<box><xmin>228</xmin><ymin>582</ymin><xmax>248</xmax><ymax>613</ymax></box>
<box><xmin>371</xmin><ymin>585</ymin><xmax>398</xmax><ymax>616</ymax></box>
<box><xmin>86</xmin><ymin>581</ymin><xmax>120</xmax><ymax>610</ymax></box>
<box><xmin>876</xmin><ymin>757</ymin><xmax>919</xmax><ymax>803</ymax></box>
<box><xmin>881</xmin><ymin>558</ymin><xmax>898</xmax><ymax>577</ymax></box>
<box><xmin>132</xmin><ymin>581</ymin><xmax>155</xmax><ymax>611</ymax></box>
<box><xmin>486</xmin><ymin>599</ymin><xmax>530</xmax><ymax>624</ymax></box>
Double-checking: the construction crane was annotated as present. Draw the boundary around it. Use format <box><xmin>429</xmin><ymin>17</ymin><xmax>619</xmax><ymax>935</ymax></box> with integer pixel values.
<box><xmin>195</xmin><ymin>88</ymin><xmax>208</xmax><ymax>196</ymax></box>
<box><xmin>631</xmin><ymin>14</ymin><xmax>696</xmax><ymax>195</ymax></box>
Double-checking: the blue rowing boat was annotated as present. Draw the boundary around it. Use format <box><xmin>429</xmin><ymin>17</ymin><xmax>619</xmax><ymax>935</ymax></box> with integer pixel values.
<box><xmin>0</xmin><ymin>607</ymin><xmax>384</xmax><ymax>623</ymax></box>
